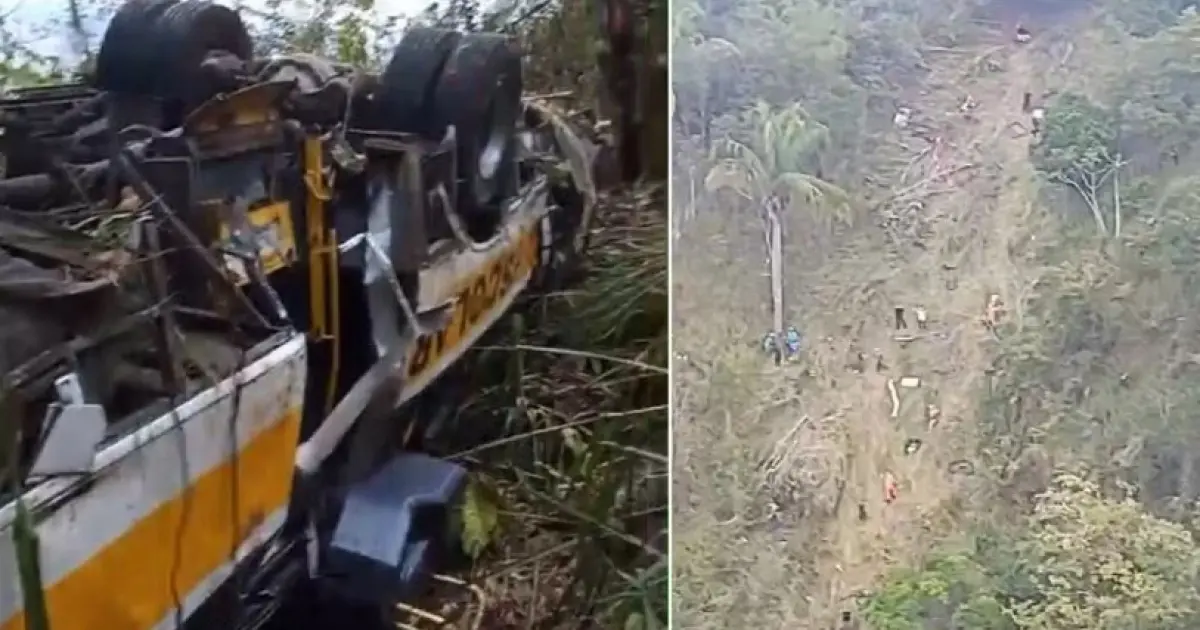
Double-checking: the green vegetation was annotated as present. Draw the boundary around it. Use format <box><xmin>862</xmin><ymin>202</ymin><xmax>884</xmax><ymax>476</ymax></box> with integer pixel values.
<box><xmin>863</xmin><ymin>475</ymin><xmax>1200</xmax><ymax>629</ymax></box>
<box><xmin>1033</xmin><ymin>93</ymin><xmax>1122</xmax><ymax>236</ymax></box>
<box><xmin>704</xmin><ymin>102</ymin><xmax>853</xmax><ymax>232</ymax></box>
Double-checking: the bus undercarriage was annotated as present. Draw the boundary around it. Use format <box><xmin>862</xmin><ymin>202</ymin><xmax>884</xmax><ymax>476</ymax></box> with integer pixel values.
<box><xmin>0</xmin><ymin>2</ymin><xmax>597</xmax><ymax>628</ymax></box>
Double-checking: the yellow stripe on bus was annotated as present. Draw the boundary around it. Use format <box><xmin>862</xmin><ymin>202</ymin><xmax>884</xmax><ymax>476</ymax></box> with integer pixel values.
<box><xmin>405</xmin><ymin>227</ymin><xmax>540</xmax><ymax>380</ymax></box>
<box><xmin>1</xmin><ymin>408</ymin><xmax>301</xmax><ymax>630</ymax></box>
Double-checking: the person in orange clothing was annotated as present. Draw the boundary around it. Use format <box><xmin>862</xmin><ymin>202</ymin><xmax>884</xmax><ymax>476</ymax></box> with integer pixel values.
<box><xmin>884</xmin><ymin>471</ymin><xmax>899</xmax><ymax>504</ymax></box>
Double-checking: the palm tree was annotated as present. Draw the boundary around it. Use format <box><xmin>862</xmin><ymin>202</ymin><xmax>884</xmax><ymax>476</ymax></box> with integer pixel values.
<box><xmin>704</xmin><ymin>101</ymin><xmax>851</xmax><ymax>230</ymax></box>
<box><xmin>703</xmin><ymin>101</ymin><xmax>851</xmax><ymax>345</ymax></box>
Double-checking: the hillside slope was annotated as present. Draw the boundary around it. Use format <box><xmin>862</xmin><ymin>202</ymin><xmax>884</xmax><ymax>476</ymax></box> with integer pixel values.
<box><xmin>674</xmin><ymin>16</ymin><xmax>1082</xmax><ymax>628</ymax></box>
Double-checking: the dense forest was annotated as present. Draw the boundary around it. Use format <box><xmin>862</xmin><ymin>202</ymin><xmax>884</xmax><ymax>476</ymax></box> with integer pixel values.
<box><xmin>0</xmin><ymin>0</ymin><xmax>667</xmax><ymax>628</ymax></box>
<box><xmin>672</xmin><ymin>0</ymin><xmax>1200</xmax><ymax>628</ymax></box>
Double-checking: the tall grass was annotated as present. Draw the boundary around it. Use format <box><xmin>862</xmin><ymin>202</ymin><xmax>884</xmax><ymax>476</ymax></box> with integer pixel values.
<box><xmin>450</xmin><ymin>5</ymin><xmax>669</xmax><ymax>625</ymax></box>
<box><xmin>443</xmin><ymin>184</ymin><xmax>667</xmax><ymax>629</ymax></box>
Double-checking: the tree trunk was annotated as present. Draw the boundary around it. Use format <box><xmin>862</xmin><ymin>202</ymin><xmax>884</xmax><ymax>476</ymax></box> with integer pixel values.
<box><xmin>1180</xmin><ymin>451</ymin><xmax>1197</xmax><ymax>505</ymax></box>
<box><xmin>596</xmin><ymin>0</ymin><xmax>638</xmax><ymax>182</ymax></box>
<box><xmin>597</xmin><ymin>0</ymin><xmax>667</xmax><ymax>184</ymax></box>
<box><xmin>638</xmin><ymin>0</ymin><xmax>668</xmax><ymax>182</ymax></box>
<box><xmin>1112</xmin><ymin>169</ymin><xmax>1122</xmax><ymax>238</ymax></box>
<box><xmin>766</xmin><ymin>201</ymin><xmax>784</xmax><ymax>334</ymax></box>
<box><xmin>1068</xmin><ymin>179</ymin><xmax>1107</xmax><ymax>236</ymax></box>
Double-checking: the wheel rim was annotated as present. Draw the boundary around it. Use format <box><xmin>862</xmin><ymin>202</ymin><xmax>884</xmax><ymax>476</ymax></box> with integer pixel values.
<box><xmin>477</xmin><ymin>89</ymin><xmax>518</xmax><ymax>184</ymax></box>
<box><xmin>478</xmin><ymin>131</ymin><xmax>504</xmax><ymax>181</ymax></box>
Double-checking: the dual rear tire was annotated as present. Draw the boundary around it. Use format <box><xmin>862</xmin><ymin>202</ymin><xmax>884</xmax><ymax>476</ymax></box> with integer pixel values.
<box><xmin>95</xmin><ymin>0</ymin><xmax>253</xmax><ymax>122</ymax></box>
<box><xmin>372</xmin><ymin>27</ymin><xmax>524</xmax><ymax>218</ymax></box>
<box><xmin>96</xmin><ymin>3</ymin><xmax>524</xmax><ymax>218</ymax></box>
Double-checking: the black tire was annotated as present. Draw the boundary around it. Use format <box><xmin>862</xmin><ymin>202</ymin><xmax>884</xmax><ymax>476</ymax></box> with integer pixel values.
<box><xmin>372</xmin><ymin>27</ymin><xmax>463</xmax><ymax>135</ymax></box>
<box><xmin>431</xmin><ymin>33</ymin><xmax>523</xmax><ymax>211</ymax></box>
<box><xmin>153</xmin><ymin>0</ymin><xmax>253</xmax><ymax>111</ymax></box>
<box><xmin>94</xmin><ymin>0</ymin><xmax>181</xmax><ymax>94</ymax></box>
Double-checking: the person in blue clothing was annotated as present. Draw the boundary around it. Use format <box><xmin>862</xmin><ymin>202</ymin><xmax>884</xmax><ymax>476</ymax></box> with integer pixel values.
<box><xmin>784</xmin><ymin>326</ymin><xmax>802</xmax><ymax>360</ymax></box>
<box><xmin>761</xmin><ymin>327</ymin><xmax>803</xmax><ymax>364</ymax></box>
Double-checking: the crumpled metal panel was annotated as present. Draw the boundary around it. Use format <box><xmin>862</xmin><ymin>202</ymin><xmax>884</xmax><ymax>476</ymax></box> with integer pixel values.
<box><xmin>525</xmin><ymin>99</ymin><xmax>598</xmax><ymax>205</ymax></box>
<box><xmin>524</xmin><ymin>99</ymin><xmax>599</xmax><ymax>254</ymax></box>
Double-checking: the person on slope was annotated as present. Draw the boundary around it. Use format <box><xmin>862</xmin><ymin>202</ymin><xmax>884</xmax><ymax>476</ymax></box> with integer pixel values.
<box><xmin>1030</xmin><ymin>106</ymin><xmax>1046</xmax><ymax>137</ymax></box>
<box><xmin>784</xmin><ymin>326</ymin><xmax>802</xmax><ymax>360</ymax></box>
<box><xmin>884</xmin><ymin>471</ymin><xmax>899</xmax><ymax>504</ymax></box>
<box><xmin>761</xmin><ymin>331</ymin><xmax>782</xmax><ymax>365</ymax></box>
<box><xmin>914</xmin><ymin>305</ymin><xmax>928</xmax><ymax>330</ymax></box>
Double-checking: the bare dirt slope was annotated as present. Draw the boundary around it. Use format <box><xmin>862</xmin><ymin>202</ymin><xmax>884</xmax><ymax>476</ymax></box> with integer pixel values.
<box><xmin>674</xmin><ymin>22</ymin><xmax>1075</xmax><ymax>628</ymax></box>
<box><xmin>807</xmin><ymin>40</ymin><xmax>1050</xmax><ymax>614</ymax></box>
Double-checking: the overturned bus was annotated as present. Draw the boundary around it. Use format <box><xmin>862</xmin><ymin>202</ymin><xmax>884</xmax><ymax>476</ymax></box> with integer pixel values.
<box><xmin>0</xmin><ymin>1</ymin><xmax>597</xmax><ymax>628</ymax></box>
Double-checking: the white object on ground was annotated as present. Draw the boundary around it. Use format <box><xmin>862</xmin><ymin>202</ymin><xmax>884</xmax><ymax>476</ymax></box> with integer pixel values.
<box><xmin>899</xmin><ymin>376</ymin><xmax>921</xmax><ymax>388</ymax></box>
<box><xmin>887</xmin><ymin>378</ymin><xmax>900</xmax><ymax>417</ymax></box>
<box><xmin>1030</xmin><ymin>108</ymin><xmax>1046</xmax><ymax>133</ymax></box>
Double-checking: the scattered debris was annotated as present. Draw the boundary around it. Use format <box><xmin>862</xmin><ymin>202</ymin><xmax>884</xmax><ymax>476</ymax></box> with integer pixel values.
<box><xmin>948</xmin><ymin>459</ymin><xmax>976</xmax><ymax>475</ymax></box>
<box><xmin>926</xmin><ymin>403</ymin><xmax>941</xmax><ymax>429</ymax></box>
<box><xmin>1022</xmin><ymin>91</ymin><xmax>1032</xmax><ymax>113</ymax></box>
<box><xmin>883</xmin><ymin>471</ymin><xmax>899</xmax><ymax>504</ymax></box>
<box><xmin>848</xmin><ymin>349</ymin><xmax>865</xmax><ymax>373</ymax></box>
<box><xmin>857</xmin><ymin>503</ymin><xmax>868</xmax><ymax>522</ymax></box>
<box><xmin>1030</xmin><ymin>106</ymin><xmax>1046</xmax><ymax>135</ymax></box>
<box><xmin>893</xmin><ymin>106</ymin><xmax>912</xmax><ymax>129</ymax></box>
<box><xmin>1052</xmin><ymin>40</ymin><xmax>1075</xmax><ymax>67</ymax></box>
<box><xmin>676</xmin><ymin>352</ymin><xmax>711</xmax><ymax>379</ymax></box>
<box><xmin>914</xmin><ymin>306</ymin><xmax>928</xmax><ymax>330</ymax></box>
<box><xmin>899</xmin><ymin>376</ymin><xmax>921</xmax><ymax>388</ymax></box>
<box><xmin>959</xmin><ymin>94</ymin><xmax>977</xmax><ymax>113</ymax></box>
<box><xmin>984</xmin><ymin>293</ymin><xmax>1006</xmax><ymax>329</ymax></box>
<box><xmin>894</xmin><ymin>306</ymin><xmax>907</xmax><ymax>330</ymax></box>
<box><xmin>904</xmin><ymin>438</ymin><xmax>923</xmax><ymax>455</ymax></box>
<box><xmin>873</xmin><ymin>348</ymin><xmax>886</xmax><ymax>372</ymax></box>
<box><xmin>887</xmin><ymin>378</ymin><xmax>900</xmax><ymax>417</ymax></box>
<box><xmin>1015</xmin><ymin>25</ymin><xmax>1032</xmax><ymax>44</ymax></box>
